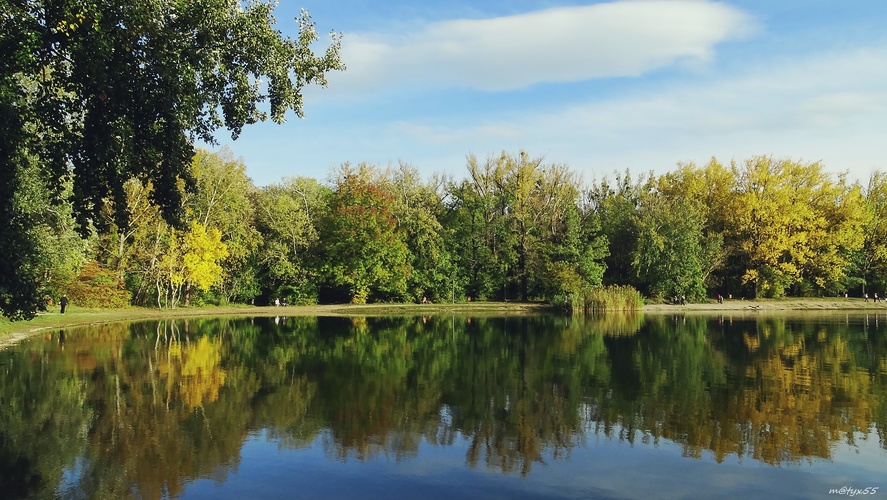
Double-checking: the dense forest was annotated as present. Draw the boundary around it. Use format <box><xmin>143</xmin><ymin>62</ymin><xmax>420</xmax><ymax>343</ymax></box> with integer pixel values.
<box><xmin>10</xmin><ymin>147</ymin><xmax>887</xmax><ymax>315</ymax></box>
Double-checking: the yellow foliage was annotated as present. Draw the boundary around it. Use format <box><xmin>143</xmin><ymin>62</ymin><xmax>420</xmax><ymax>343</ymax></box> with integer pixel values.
<box><xmin>182</xmin><ymin>221</ymin><xmax>229</xmax><ymax>292</ymax></box>
<box><xmin>158</xmin><ymin>336</ymin><xmax>227</xmax><ymax>409</ymax></box>
<box><xmin>727</xmin><ymin>156</ymin><xmax>864</xmax><ymax>296</ymax></box>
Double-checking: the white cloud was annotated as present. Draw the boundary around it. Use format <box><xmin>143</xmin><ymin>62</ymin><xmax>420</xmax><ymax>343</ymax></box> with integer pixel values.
<box><xmin>389</xmin><ymin>45</ymin><xmax>887</xmax><ymax>179</ymax></box>
<box><xmin>388</xmin><ymin>121</ymin><xmax>524</xmax><ymax>144</ymax></box>
<box><xmin>328</xmin><ymin>0</ymin><xmax>756</xmax><ymax>93</ymax></box>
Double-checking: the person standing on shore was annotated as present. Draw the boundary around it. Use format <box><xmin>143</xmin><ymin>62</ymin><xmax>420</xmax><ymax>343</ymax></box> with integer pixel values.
<box><xmin>60</xmin><ymin>295</ymin><xmax>68</xmax><ymax>314</ymax></box>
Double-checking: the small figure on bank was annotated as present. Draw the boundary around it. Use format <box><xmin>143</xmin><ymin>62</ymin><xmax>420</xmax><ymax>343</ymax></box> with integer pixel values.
<box><xmin>60</xmin><ymin>295</ymin><xmax>68</xmax><ymax>314</ymax></box>
<box><xmin>865</xmin><ymin>293</ymin><xmax>869</xmax><ymax>302</ymax></box>
<box><xmin>717</xmin><ymin>294</ymin><xmax>723</xmax><ymax>304</ymax></box>
<box><xmin>421</xmin><ymin>296</ymin><xmax>428</xmax><ymax>304</ymax></box>
<box><xmin>274</xmin><ymin>298</ymin><xmax>280</xmax><ymax>307</ymax></box>
<box><xmin>680</xmin><ymin>295</ymin><xmax>686</xmax><ymax>306</ymax></box>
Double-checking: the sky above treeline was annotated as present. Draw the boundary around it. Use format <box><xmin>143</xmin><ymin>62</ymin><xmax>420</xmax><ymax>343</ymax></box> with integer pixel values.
<box><xmin>214</xmin><ymin>0</ymin><xmax>887</xmax><ymax>186</ymax></box>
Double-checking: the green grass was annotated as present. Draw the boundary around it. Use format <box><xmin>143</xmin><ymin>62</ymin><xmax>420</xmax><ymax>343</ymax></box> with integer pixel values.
<box><xmin>1</xmin><ymin>301</ymin><xmax>555</xmax><ymax>340</ymax></box>
<box><xmin>0</xmin><ymin>304</ymin><xmax>259</xmax><ymax>338</ymax></box>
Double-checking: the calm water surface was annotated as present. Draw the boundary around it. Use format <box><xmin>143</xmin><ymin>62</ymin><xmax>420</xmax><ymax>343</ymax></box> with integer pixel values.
<box><xmin>1</xmin><ymin>312</ymin><xmax>885</xmax><ymax>499</ymax></box>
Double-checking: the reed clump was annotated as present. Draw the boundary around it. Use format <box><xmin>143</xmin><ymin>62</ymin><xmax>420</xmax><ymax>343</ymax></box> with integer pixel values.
<box><xmin>577</xmin><ymin>285</ymin><xmax>645</xmax><ymax>313</ymax></box>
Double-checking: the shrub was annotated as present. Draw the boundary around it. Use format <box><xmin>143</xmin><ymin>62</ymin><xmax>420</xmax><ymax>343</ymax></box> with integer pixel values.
<box><xmin>65</xmin><ymin>262</ymin><xmax>131</xmax><ymax>308</ymax></box>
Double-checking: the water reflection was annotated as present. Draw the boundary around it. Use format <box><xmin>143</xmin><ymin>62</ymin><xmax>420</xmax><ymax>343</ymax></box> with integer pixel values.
<box><xmin>0</xmin><ymin>313</ymin><xmax>885</xmax><ymax>498</ymax></box>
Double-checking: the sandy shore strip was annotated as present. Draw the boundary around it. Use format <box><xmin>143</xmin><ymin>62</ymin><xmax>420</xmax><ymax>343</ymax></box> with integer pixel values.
<box><xmin>643</xmin><ymin>297</ymin><xmax>887</xmax><ymax>312</ymax></box>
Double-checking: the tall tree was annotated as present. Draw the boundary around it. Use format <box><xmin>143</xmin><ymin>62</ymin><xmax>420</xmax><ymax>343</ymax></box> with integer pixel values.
<box><xmin>655</xmin><ymin>159</ymin><xmax>733</xmax><ymax>293</ymax></box>
<box><xmin>318</xmin><ymin>164</ymin><xmax>411</xmax><ymax>303</ymax></box>
<box><xmin>1</xmin><ymin>0</ymin><xmax>342</xmax><ymax>319</ymax></box>
<box><xmin>383</xmin><ymin>163</ymin><xmax>455</xmax><ymax>302</ymax></box>
<box><xmin>855</xmin><ymin>171</ymin><xmax>887</xmax><ymax>295</ymax></box>
<box><xmin>253</xmin><ymin>176</ymin><xmax>327</xmax><ymax>304</ymax></box>
<box><xmin>446</xmin><ymin>152</ymin><xmax>605</xmax><ymax>302</ymax></box>
<box><xmin>586</xmin><ymin>171</ymin><xmax>648</xmax><ymax>289</ymax></box>
<box><xmin>186</xmin><ymin>148</ymin><xmax>262</xmax><ymax>303</ymax></box>
<box><xmin>445</xmin><ymin>155</ymin><xmax>515</xmax><ymax>300</ymax></box>
<box><xmin>632</xmin><ymin>190</ymin><xmax>707</xmax><ymax>301</ymax></box>
<box><xmin>98</xmin><ymin>178</ymin><xmax>168</xmax><ymax>306</ymax></box>
<box><xmin>0</xmin><ymin>153</ymin><xmax>87</xmax><ymax>317</ymax></box>
<box><xmin>725</xmin><ymin>156</ymin><xmax>864</xmax><ymax>298</ymax></box>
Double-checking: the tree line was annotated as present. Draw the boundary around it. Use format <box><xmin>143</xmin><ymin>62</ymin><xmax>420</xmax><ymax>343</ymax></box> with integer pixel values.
<box><xmin>4</xmin><ymin>2</ymin><xmax>887</xmax><ymax>319</ymax></box>
<box><xmin>8</xmin><ymin>147</ymin><xmax>887</xmax><ymax>317</ymax></box>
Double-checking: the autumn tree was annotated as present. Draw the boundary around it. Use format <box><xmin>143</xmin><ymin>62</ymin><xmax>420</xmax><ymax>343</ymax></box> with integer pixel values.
<box><xmin>317</xmin><ymin>165</ymin><xmax>411</xmax><ymax>303</ymax></box>
<box><xmin>654</xmin><ymin>159</ymin><xmax>733</xmax><ymax>293</ymax></box>
<box><xmin>94</xmin><ymin>178</ymin><xmax>168</xmax><ymax>305</ymax></box>
<box><xmin>725</xmin><ymin>157</ymin><xmax>864</xmax><ymax>298</ymax></box>
<box><xmin>855</xmin><ymin>171</ymin><xmax>887</xmax><ymax>295</ymax></box>
<box><xmin>154</xmin><ymin>221</ymin><xmax>228</xmax><ymax>308</ymax></box>
<box><xmin>186</xmin><ymin>148</ymin><xmax>262</xmax><ymax>303</ymax></box>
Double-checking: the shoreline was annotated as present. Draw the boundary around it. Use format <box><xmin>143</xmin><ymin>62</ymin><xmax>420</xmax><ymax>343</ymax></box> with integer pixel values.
<box><xmin>0</xmin><ymin>302</ymin><xmax>549</xmax><ymax>348</ymax></box>
<box><xmin>642</xmin><ymin>297</ymin><xmax>887</xmax><ymax>312</ymax></box>
<box><xmin>2</xmin><ymin>298</ymin><xmax>885</xmax><ymax>349</ymax></box>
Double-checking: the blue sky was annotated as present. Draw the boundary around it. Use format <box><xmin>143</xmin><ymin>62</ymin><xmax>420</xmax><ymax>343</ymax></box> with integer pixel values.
<box><xmin>215</xmin><ymin>0</ymin><xmax>887</xmax><ymax>187</ymax></box>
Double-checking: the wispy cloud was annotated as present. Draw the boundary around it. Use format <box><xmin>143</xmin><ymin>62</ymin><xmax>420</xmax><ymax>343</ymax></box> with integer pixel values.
<box><xmin>387</xmin><ymin>45</ymin><xmax>887</xmax><ymax>177</ymax></box>
<box><xmin>328</xmin><ymin>0</ymin><xmax>756</xmax><ymax>93</ymax></box>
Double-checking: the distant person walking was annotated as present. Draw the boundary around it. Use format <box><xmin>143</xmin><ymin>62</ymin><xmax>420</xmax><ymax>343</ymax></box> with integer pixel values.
<box><xmin>60</xmin><ymin>295</ymin><xmax>68</xmax><ymax>314</ymax></box>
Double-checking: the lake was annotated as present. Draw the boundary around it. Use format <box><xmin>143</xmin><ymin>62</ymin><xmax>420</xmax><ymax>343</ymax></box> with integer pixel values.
<box><xmin>0</xmin><ymin>312</ymin><xmax>885</xmax><ymax>499</ymax></box>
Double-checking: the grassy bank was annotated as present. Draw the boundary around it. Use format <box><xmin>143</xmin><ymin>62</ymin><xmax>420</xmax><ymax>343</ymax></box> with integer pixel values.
<box><xmin>4</xmin><ymin>297</ymin><xmax>884</xmax><ymax>348</ymax></box>
<box><xmin>0</xmin><ymin>302</ymin><xmax>553</xmax><ymax>347</ymax></box>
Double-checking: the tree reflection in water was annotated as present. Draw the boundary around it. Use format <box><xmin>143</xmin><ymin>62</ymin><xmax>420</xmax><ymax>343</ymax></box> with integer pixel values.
<box><xmin>0</xmin><ymin>312</ymin><xmax>885</xmax><ymax>498</ymax></box>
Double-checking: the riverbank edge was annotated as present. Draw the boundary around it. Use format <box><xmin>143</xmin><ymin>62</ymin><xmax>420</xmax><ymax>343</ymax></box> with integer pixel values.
<box><xmin>2</xmin><ymin>298</ymin><xmax>884</xmax><ymax>348</ymax></box>
<box><xmin>0</xmin><ymin>302</ymin><xmax>552</xmax><ymax>348</ymax></box>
